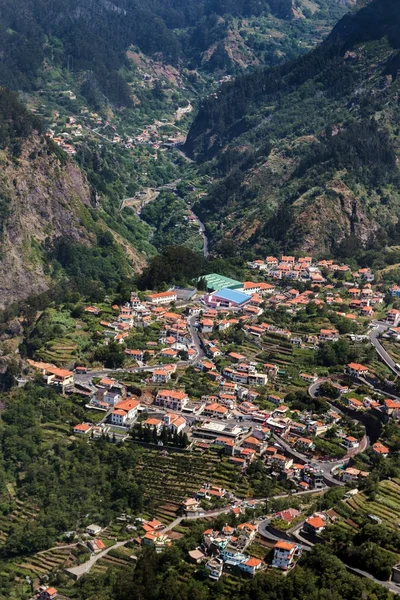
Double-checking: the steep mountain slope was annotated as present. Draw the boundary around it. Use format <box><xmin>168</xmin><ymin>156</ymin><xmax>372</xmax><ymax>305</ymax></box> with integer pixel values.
<box><xmin>0</xmin><ymin>0</ymin><xmax>349</xmax><ymax>105</ymax></box>
<box><xmin>186</xmin><ymin>0</ymin><xmax>400</xmax><ymax>259</ymax></box>
<box><xmin>0</xmin><ymin>89</ymin><xmax>145</xmax><ymax>306</ymax></box>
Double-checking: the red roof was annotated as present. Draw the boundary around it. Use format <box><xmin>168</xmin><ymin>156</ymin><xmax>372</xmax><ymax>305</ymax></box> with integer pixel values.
<box><xmin>306</xmin><ymin>516</ymin><xmax>325</xmax><ymax>529</ymax></box>
<box><xmin>245</xmin><ymin>557</ymin><xmax>262</xmax><ymax>567</ymax></box>
<box><xmin>275</xmin><ymin>540</ymin><xmax>295</xmax><ymax>551</ymax></box>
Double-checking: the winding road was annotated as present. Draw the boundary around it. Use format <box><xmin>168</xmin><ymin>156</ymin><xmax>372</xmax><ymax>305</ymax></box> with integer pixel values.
<box><xmin>369</xmin><ymin>322</ymin><xmax>400</xmax><ymax>376</ymax></box>
<box><xmin>65</xmin><ymin>487</ymin><xmax>326</xmax><ymax>579</ymax></box>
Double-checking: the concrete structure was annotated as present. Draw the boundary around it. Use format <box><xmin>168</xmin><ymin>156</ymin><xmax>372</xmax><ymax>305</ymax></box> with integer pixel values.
<box><xmin>203</xmin><ymin>288</ymin><xmax>251</xmax><ymax>308</ymax></box>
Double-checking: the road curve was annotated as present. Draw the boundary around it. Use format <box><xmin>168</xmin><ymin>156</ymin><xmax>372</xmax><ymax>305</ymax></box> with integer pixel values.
<box><xmin>369</xmin><ymin>324</ymin><xmax>400</xmax><ymax>376</ymax></box>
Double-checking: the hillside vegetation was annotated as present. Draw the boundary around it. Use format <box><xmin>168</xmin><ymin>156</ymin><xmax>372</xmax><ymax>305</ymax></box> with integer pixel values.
<box><xmin>186</xmin><ymin>0</ymin><xmax>400</xmax><ymax>259</ymax></box>
<box><xmin>0</xmin><ymin>0</ymin><xmax>349</xmax><ymax>106</ymax></box>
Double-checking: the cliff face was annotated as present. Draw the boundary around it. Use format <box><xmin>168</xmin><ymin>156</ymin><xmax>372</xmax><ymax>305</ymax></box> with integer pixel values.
<box><xmin>0</xmin><ymin>137</ymin><xmax>95</xmax><ymax>305</ymax></box>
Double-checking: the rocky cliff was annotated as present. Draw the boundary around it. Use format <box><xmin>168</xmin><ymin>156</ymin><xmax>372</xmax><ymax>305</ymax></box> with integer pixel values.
<box><xmin>0</xmin><ymin>137</ymin><xmax>95</xmax><ymax>305</ymax></box>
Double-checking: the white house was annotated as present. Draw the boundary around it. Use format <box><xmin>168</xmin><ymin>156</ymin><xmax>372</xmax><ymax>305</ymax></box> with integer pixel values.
<box><xmin>109</xmin><ymin>398</ymin><xmax>140</xmax><ymax>426</ymax></box>
<box><xmin>152</xmin><ymin>368</ymin><xmax>172</xmax><ymax>384</ymax></box>
<box><xmin>163</xmin><ymin>413</ymin><xmax>186</xmax><ymax>434</ymax></box>
<box><xmin>146</xmin><ymin>291</ymin><xmax>177</xmax><ymax>305</ymax></box>
<box><xmin>156</xmin><ymin>389</ymin><xmax>189</xmax><ymax>411</ymax></box>
<box><xmin>272</xmin><ymin>540</ymin><xmax>300</xmax><ymax>570</ymax></box>
<box><xmin>346</xmin><ymin>363</ymin><xmax>369</xmax><ymax>377</ymax></box>
<box><xmin>239</xmin><ymin>557</ymin><xmax>263</xmax><ymax>576</ymax></box>
<box><xmin>86</xmin><ymin>524</ymin><xmax>102</xmax><ymax>536</ymax></box>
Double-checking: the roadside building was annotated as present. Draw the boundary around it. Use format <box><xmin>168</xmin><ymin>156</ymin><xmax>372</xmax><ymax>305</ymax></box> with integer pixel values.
<box><xmin>272</xmin><ymin>540</ymin><xmax>300</xmax><ymax>570</ymax></box>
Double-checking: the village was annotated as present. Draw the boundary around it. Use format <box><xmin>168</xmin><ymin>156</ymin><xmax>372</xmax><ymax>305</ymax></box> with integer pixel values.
<box><xmin>19</xmin><ymin>253</ymin><xmax>400</xmax><ymax>595</ymax></box>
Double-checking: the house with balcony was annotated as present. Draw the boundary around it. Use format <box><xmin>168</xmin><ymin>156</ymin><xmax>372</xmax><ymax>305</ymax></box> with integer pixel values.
<box><xmin>346</xmin><ymin>363</ymin><xmax>369</xmax><ymax>377</ymax></box>
<box><xmin>272</xmin><ymin>540</ymin><xmax>301</xmax><ymax>570</ymax></box>
<box><xmin>156</xmin><ymin>389</ymin><xmax>189</xmax><ymax>411</ymax></box>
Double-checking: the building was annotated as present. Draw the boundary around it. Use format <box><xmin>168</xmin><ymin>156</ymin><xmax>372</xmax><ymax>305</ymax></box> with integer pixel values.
<box><xmin>86</xmin><ymin>524</ymin><xmax>102</xmax><ymax>536</ymax></box>
<box><xmin>343</xmin><ymin>435</ymin><xmax>359</xmax><ymax>449</ymax></box>
<box><xmin>109</xmin><ymin>398</ymin><xmax>140</xmax><ymax>426</ymax></box>
<box><xmin>247</xmin><ymin>373</ymin><xmax>268</xmax><ymax>386</ymax></box>
<box><xmin>146</xmin><ymin>291</ymin><xmax>177</xmax><ymax>305</ymax></box>
<box><xmin>27</xmin><ymin>360</ymin><xmax>74</xmax><ymax>390</ymax></box>
<box><xmin>88</xmin><ymin>539</ymin><xmax>106</xmax><ymax>553</ymax></box>
<box><xmin>269</xmin><ymin>454</ymin><xmax>293</xmax><ymax>471</ymax></box>
<box><xmin>125</xmin><ymin>349</ymin><xmax>144</xmax><ymax>361</ymax></box>
<box><xmin>163</xmin><ymin>413</ymin><xmax>186</xmax><ymax>433</ymax></box>
<box><xmin>342</xmin><ymin>467</ymin><xmax>369</xmax><ymax>483</ymax></box>
<box><xmin>143</xmin><ymin>417</ymin><xmax>163</xmax><ymax>433</ymax></box>
<box><xmin>156</xmin><ymin>389</ymin><xmax>189</xmax><ymax>411</ymax></box>
<box><xmin>346</xmin><ymin>362</ymin><xmax>369</xmax><ymax>377</ymax></box>
<box><xmin>272</xmin><ymin>540</ymin><xmax>300</xmax><ymax>570</ymax></box>
<box><xmin>303</xmin><ymin>515</ymin><xmax>325</xmax><ymax>535</ymax></box>
<box><xmin>73</xmin><ymin>423</ymin><xmax>92</xmax><ymax>435</ymax></box>
<box><xmin>202</xmin><ymin>402</ymin><xmax>229</xmax><ymax>419</ymax></box>
<box><xmin>386</xmin><ymin>309</ymin><xmax>400</xmax><ymax>326</ymax></box>
<box><xmin>206</xmin><ymin>558</ymin><xmax>223</xmax><ymax>580</ymax></box>
<box><xmin>39</xmin><ymin>588</ymin><xmax>58</xmax><ymax>600</ymax></box>
<box><xmin>239</xmin><ymin>557</ymin><xmax>263</xmax><ymax>576</ymax></box>
<box><xmin>390</xmin><ymin>285</ymin><xmax>400</xmax><ymax>298</ymax></box>
<box><xmin>44</xmin><ymin>367</ymin><xmax>74</xmax><ymax>390</ymax></box>
<box><xmin>275</xmin><ymin>508</ymin><xmax>300</xmax><ymax>523</ymax></box>
<box><xmin>372</xmin><ymin>442</ymin><xmax>389</xmax><ymax>458</ymax></box>
<box><xmin>182</xmin><ymin>498</ymin><xmax>200</xmax><ymax>513</ymax></box>
<box><xmin>142</xmin><ymin>532</ymin><xmax>170</xmax><ymax>552</ymax></box>
<box><xmin>241</xmin><ymin>282</ymin><xmax>261</xmax><ymax>295</ymax></box>
<box><xmin>152</xmin><ymin>368</ymin><xmax>172</xmax><ymax>384</ymax></box>
<box><xmin>204</xmin><ymin>288</ymin><xmax>252</xmax><ymax>309</ymax></box>
<box><xmin>392</xmin><ymin>564</ymin><xmax>400</xmax><ymax>584</ymax></box>
<box><xmin>319</xmin><ymin>329</ymin><xmax>339</xmax><ymax>342</ymax></box>
<box><xmin>95</xmin><ymin>387</ymin><xmax>122</xmax><ymax>406</ymax></box>
<box><xmin>193</xmin><ymin>421</ymin><xmax>243</xmax><ymax>442</ymax></box>
<box><xmin>303</xmin><ymin>465</ymin><xmax>324</xmax><ymax>489</ymax></box>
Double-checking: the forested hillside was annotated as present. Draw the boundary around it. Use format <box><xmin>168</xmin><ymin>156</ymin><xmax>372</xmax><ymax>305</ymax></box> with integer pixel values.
<box><xmin>0</xmin><ymin>88</ymin><xmax>148</xmax><ymax>305</ymax></box>
<box><xmin>186</xmin><ymin>0</ymin><xmax>400</xmax><ymax>260</ymax></box>
<box><xmin>0</xmin><ymin>0</ymin><xmax>348</xmax><ymax>105</ymax></box>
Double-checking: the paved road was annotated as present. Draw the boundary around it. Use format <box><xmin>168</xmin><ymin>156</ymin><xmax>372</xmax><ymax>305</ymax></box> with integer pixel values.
<box><xmin>75</xmin><ymin>312</ymin><xmax>204</xmax><ymax>388</ymax></box>
<box><xmin>65</xmin><ymin>539</ymin><xmax>133</xmax><ymax>579</ymax></box>
<box><xmin>346</xmin><ymin>565</ymin><xmax>400</xmax><ymax>595</ymax></box>
<box><xmin>188</xmin><ymin>315</ymin><xmax>205</xmax><ymax>360</ymax></box>
<box><xmin>258</xmin><ymin>520</ymin><xmax>313</xmax><ymax>550</ymax></box>
<box><xmin>258</xmin><ymin>519</ymin><xmax>400</xmax><ymax>594</ymax></box>
<box><xmin>369</xmin><ymin>323</ymin><xmax>400</xmax><ymax>376</ymax></box>
<box><xmin>64</xmin><ymin>490</ymin><xmax>310</xmax><ymax>579</ymax></box>
<box><xmin>190</xmin><ymin>212</ymin><xmax>209</xmax><ymax>257</ymax></box>
<box><xmin>272</xmin><ymin>434</ymin><xmax>347</xmax><ymax>486</ymax></box>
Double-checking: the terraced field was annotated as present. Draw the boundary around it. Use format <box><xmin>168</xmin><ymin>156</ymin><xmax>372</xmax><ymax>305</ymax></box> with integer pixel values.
<box><xmin>345</xmin><ymin>479</ymin><xmax>400</xmax><ymax>529</ymax></box>
<box><xmin>135</xmin><ymin>448</ymin><xmax>251</xmax><ymax>523</ymax></box>
<box><xmin>36</xmin><ymin>336</ymin><xmax>80</xmax><ymax>365</ymax></box>
<box><xmin>16</xmin><ymin>546</ymin><xmax>78</xmax><ymax>578</ymax></box>
<box><xmin>96</xmin><ymin>546</ymin><xmax>135</xmax><ymax>572</ymax></box>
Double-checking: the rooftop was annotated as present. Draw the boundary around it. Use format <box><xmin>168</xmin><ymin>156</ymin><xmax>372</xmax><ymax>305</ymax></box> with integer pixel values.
<box><xmin>212</xmin><ymin>288</ymin><xmax>251</xmax><ymax>305</ymax></box>
<box><xmin>199</xmin><ymin>273</ymin><xmax>243</xmax><ymax>292</ymax></box>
